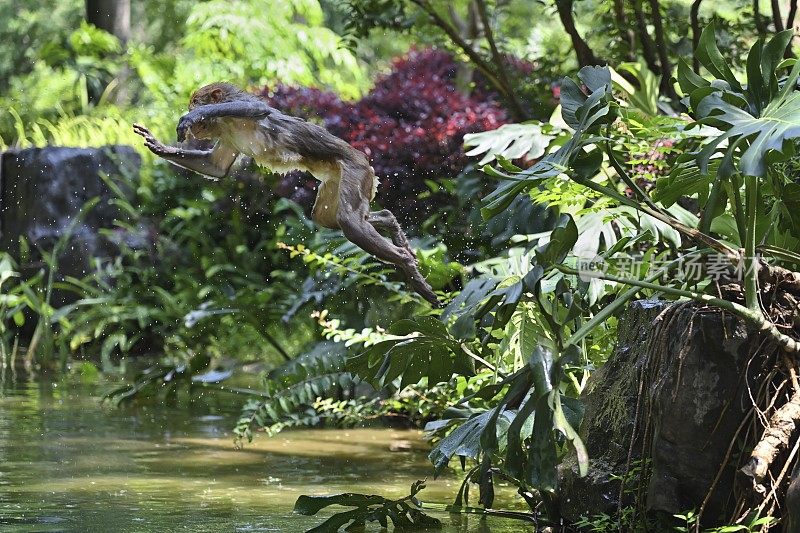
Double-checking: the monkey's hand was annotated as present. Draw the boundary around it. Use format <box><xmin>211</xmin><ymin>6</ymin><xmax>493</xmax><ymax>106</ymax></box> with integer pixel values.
<box><xmin>176</xmin><ymin>111</ymin><xmax>204</xmax><ymax>142</ymax></box>
<box><xmin>133</xmin><ymin>124</ymin><xmax>180</xmax><ymax>157</ymax></box>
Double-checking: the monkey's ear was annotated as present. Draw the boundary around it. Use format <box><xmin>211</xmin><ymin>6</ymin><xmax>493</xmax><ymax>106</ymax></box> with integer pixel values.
<box><xmin>210</xmin><ymin>88</ymin><xmax>224</xmax><ymax>103</ymax></box>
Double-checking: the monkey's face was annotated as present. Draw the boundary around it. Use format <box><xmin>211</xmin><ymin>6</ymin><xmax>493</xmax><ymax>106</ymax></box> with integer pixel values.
<box><xmin>188</xmin><ymin>82</ymin><xmax>239</xmax><ymax>110</ymax></box>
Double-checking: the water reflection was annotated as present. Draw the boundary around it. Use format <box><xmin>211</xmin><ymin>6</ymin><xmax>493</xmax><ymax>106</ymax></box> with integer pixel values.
<box><xmin>0</xmin><ymin>374</ymin><xmax>534</xmax><ymax>532</ymax></box>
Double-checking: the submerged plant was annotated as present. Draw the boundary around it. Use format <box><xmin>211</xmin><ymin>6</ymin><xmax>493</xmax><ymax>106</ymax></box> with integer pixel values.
<box><xmin>294</xmin><ymin>480</ymin><xmax>441</xmax><ymax>532</ymax></box>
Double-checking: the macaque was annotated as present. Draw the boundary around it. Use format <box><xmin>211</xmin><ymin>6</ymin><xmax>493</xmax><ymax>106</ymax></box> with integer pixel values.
<box><xmin>133</xmin><ymin>82</ymin><xmax>439</xmax><ymax>306</ymax></box>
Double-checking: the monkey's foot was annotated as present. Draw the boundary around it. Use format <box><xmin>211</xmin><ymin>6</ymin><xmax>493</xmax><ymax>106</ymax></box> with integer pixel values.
<box><xmin>410</xmin><ymin>276</ymin><xmax>441</xmax><ymax>308</ymax></box>
<box><xmin>399</xmin><ymin>252</ymin><xmax>440</xmax><ymax>307</ymax></box>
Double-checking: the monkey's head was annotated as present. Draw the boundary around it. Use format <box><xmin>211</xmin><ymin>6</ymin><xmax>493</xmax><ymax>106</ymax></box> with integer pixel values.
<box><xmin>188</xmin><ymin>82</ymin><xmax>247</xmax><ymax>110</ymax></box>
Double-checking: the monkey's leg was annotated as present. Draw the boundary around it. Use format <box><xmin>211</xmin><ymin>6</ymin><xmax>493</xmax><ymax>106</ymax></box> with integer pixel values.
<box><xmin>335</xmin><ymin>168</ymin><xmax>439</xmax><ymax>306</ymax></box>
<box><xmin>366</xmin><ymin>210</ymin><xmax>412</xmax><ymax>253</ymax></box>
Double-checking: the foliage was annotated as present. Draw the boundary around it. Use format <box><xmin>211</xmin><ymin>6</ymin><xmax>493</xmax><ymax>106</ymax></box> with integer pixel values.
<box><xmin>5</xmin><ymin>2</ymin><xmax>800</xmax><ymax>530</ymax></box>
<box><xmin>233</xmin><ymin>341</ymin><xmax>353</xmax><ymax>442</ymax></box>
<box><xmin>0</xmin><ymin>21</ymin><xmax>124</xmax><ymax>144</ymax></box>
<box><xmin>0</xmin><ymin>0</ymin><xmax>83</xmax><ymax>92</ymax></box>
<box><xmin>294</xmin><ymin>480</ymin><xmax>441</xmax><ymax>532</ymax></box>
<box><xmin>438</xmin><ymin>22</ymin><xmax>800</xmax><ymax>527</ymax></box>
<box><xmin>0</xmin><ymin>254</ymin><xmax>28</xmax><ymax>365</ymax></box>
<box><xmin>62</xmin><ymin>165</ymin><xmax>313</xmax><ymax>370</ymax></box>
<box><xmin>350</xmin><ymin>316</ymin><xmax>475</xmax><ymax>389</ymax></box>
<box><xmin>180</xmin><ymin>0</ymin><xmax>366</xmax><ymax>100</ymax></box>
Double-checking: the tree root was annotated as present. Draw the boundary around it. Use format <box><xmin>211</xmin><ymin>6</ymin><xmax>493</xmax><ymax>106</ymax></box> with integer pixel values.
<box><xmin>741</xmin><ymin>388</ymin><xmax>800</xmax><ymax>483</ymax></box>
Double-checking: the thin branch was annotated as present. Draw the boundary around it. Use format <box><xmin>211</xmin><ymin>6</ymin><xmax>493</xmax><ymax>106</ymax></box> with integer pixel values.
<box><xmin>263</xmin><ymin>330</ymin><xmax>292</xmax><ymax>362</ymax></box>
<box><xmin>567</xmin><ymin>170</ymin><xmax>740</xmax><ymax>262</ymax></box>
<box><xmin>789</xmin><ymin>0</ymin><xmax>799</xmax><ymax>28</ymax></box>
<box><xmin>554</xmin><ymin>0</ymin><xmax>603</xmax><ymax>67</ymax></box>
<box><xmin>474</xmin><ymin>0</ymin><xmax>527</xmax><ymax>120</ymax></box>
<box><xmin>193</xmin><ymin>381</ymin><xmax>269</xmax><ymax>397</ymax></box>
<box><xmin>411</xmin><ymin>0</ymin><xmax>527</xmax><ymax>120</ymax></box>
<box><xmin>613</xmin><ymin>0</ymin><xmax>636</xmax><ymax>60</ymax></box>
<box><xmin>556</xmin><ymin>265</ymin><xmax>800</xmax><ymax>353</ymax></box>
<box><xmin>755</xmin><ymin>0</ymin><xmax>767</xmax><ymax>36</ymax></box>
<box><xmin>787</xmin><ymin>0</ymin><xmax>798</xmax><ymax>58</ymax></box>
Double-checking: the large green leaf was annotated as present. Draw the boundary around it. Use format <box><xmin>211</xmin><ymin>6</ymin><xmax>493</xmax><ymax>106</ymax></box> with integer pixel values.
<box><xmin>428</xmin><ymin>409</ymin><xmax>496</xmax><ymax>476</ymax></box>
<box><xmin>480</xmin><ymin>66</ymin><xmax>615</xmax><ymax>219</ymax></box>
<box><xmin>348</xmin><ymin>317</ymin><xmax>473</xmax><ymax>388</ymax></box>
<box><xmin>464</xmin><ymin>123</ymin><xmax>561</xmax><ymax>165</ymax></box>
<box><xmin>681</xmin><ymin>24</ymin><xmax>800</xmax><ymax>178</ymax></box>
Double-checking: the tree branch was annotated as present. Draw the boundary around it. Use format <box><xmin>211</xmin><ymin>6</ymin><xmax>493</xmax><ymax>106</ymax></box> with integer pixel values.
<box><xmin>741</xmin><ymin>389</ymin><xmax>800</xmax><ymax>481</ymax></box>
<box><xmin>613</xmin><ymin>0</ymin><xmax>636</xmax><ymax>60</ymax></box>
<box><xmin>788</xmin><ymin>0</ymin><xmax>798</xmax><ymax>28</ymax></box>
<box><xmin>473</xmin><ymin>0</ymin><xmax>527</xmax><ymax>120</ymax></box>
<box><xmin>412</xmin><ymin>0</ymin><xmax>528</xmax><ymax>120</ymax></box>
<box><xmin>646</xmin><ymin>0</ymin><xmax>677</xmax><ymax>99</ymax></box>
<box><xmin>754</xmin><ymin>0</ymin><xmax>767</xmax><ymax>36</ymax></box>
<box><xmin>555</xmin><ymin>265</ymin><xmax>800</xmax><ymax>354</ymax></box>
<box><xmin>630</xmin><ymin>0</ymin><xmax>660</xmax><ymax>74</ymax></box>
<box><xmin>554</xmin><ymin>0</ymin><xmax>603</xmax><ymax>67</ymax></box>
<box><xmin>786</xmin><ymin>0</ymin><xmax>797</xmax><ymax>59</ymax></box>
<box><xmin>691</xmin><ymin>0</ymin><xmax>704</xmax><ymax>73</ymax></box>
<box><xmin>773</xmin><ymin>0</ymin><xmax>785</xmax><ymax>31</ymax></box>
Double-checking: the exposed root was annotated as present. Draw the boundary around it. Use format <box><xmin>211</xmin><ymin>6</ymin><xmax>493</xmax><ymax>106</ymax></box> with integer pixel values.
<box><xmin>741</xmin><ymin>388</ymin><xmax>800</xmax><ymax>483</ymax></box>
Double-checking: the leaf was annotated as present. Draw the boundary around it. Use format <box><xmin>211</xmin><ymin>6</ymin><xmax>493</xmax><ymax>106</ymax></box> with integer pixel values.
<box><xmin>464</xmin><ymin>123</ymin><xmax>559</xmax><ymax>165</ymax></box>
<box><xmin>687</xmin><ymin>28</ymin><xmax>800</xmax><ymax>178</ymax></box>
<box><xmin>677</xmin><ymin>58</ymin><xmax>710</xmax><ymax>95</ymax></box>
<box><xmin>480</xmin><ymin>67</ymin><xmax>615</xmax><ymax>220</ymax></box>
<box><xmin>694</xmin><ymin>21</ymin><xmax>742</xmax><ymax>92</ymax></box>
<box><xmin>553</xmin><ymin>392</ymin><xmax>588</xmax><ymax>477</ymax></box>
<box><xmin>294</xmin><ymin>494</ymin><xmax>383</xmax><ymax>515</ymax></box>
<box><xmin>428</xmin><ymin>410</ymin><xmax>495</xmax><ymax>476</ymax></box>
<box><xmin>350</xmin><ymin>318</ymin><xmax>471</xmax><ymax>388</ymax></box>
<box><xmin>295</xmin><ymin>482</ymin><xmax>441</xmax><ymax>532</ymax></box>
<box><xmin>536</xmin><ymin>215</ymin><xmax>578</xmax><ymax>266</ymax></box>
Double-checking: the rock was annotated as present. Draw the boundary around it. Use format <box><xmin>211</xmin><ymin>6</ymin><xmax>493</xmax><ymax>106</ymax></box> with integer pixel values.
<box><xmin>0</xmin><ymin>146</ymin><xmax>140</xmax><ymax>305</ymax></box>
<box><xmin>559</xmin><ymin>299</ymin><xmax>753</xmax><ymax>524</ymax></box>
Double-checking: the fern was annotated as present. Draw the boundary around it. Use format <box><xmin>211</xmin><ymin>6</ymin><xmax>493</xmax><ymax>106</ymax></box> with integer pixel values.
<box><xmin>234</xmin><ymin>341</ymin><xmax>358</xmax><ymax>443</ymax></box>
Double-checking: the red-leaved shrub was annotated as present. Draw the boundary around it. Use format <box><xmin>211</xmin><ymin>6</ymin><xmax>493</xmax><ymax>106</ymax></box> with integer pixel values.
<box><xmin>256</xmin><ymin>49</ymin><xmax>508</xmax><ymax>223</ymax></box>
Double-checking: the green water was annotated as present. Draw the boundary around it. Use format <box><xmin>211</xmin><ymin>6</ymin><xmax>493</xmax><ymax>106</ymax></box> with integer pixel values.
<box><xmin>0</xmin><ymin>373</ymin><xmax>535</xmax><ymax>532</ymax></box>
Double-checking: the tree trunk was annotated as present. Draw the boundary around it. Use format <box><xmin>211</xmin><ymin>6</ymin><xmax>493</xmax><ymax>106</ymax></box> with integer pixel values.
<box><xmin>85</xmin><ymin>0</ymin><xmax>131</xmax><ymax>43</ymax></box>
<box><xmin>772</xmin><ymin>0</ymin><xmax>785</xmax><ymax>31</ymax></box>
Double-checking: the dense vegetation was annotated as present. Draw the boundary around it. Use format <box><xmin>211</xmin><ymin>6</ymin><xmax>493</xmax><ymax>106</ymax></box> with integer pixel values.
<box><xmin>2</xmin><ymin>1</ymin><xmax>800</xmax><ymax>531</ymax></box>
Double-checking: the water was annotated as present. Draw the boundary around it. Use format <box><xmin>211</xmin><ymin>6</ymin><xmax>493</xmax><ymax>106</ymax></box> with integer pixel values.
<box><xmin>0</xmin><ymin>373</ymin><xmax>535</xmax><ymax>532</ymax></box>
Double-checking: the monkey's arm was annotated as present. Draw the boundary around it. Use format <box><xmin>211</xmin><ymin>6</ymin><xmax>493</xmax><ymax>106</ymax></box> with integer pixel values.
<box><xmin>176</xmin><ymin>101</ymin><xmax>273</xmax><ymax>141</ymax></box>
<box><xmin>133</xmin><ymin>124</ymin><xmax>238</xmax><ymax>178</ymax></box>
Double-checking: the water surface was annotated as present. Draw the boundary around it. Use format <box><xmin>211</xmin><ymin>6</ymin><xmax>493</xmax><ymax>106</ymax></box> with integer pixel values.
<box><xmin>0</xmin><ymin>372</ymin><xmax>534</xmax><ymax>532</ymax></box>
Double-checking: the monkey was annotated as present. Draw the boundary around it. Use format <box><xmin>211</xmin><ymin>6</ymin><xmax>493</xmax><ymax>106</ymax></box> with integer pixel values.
<box><xmin>132</xmin><ymin>82</ymin><xmax>440</xmax><ymax>306</ymax></box>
